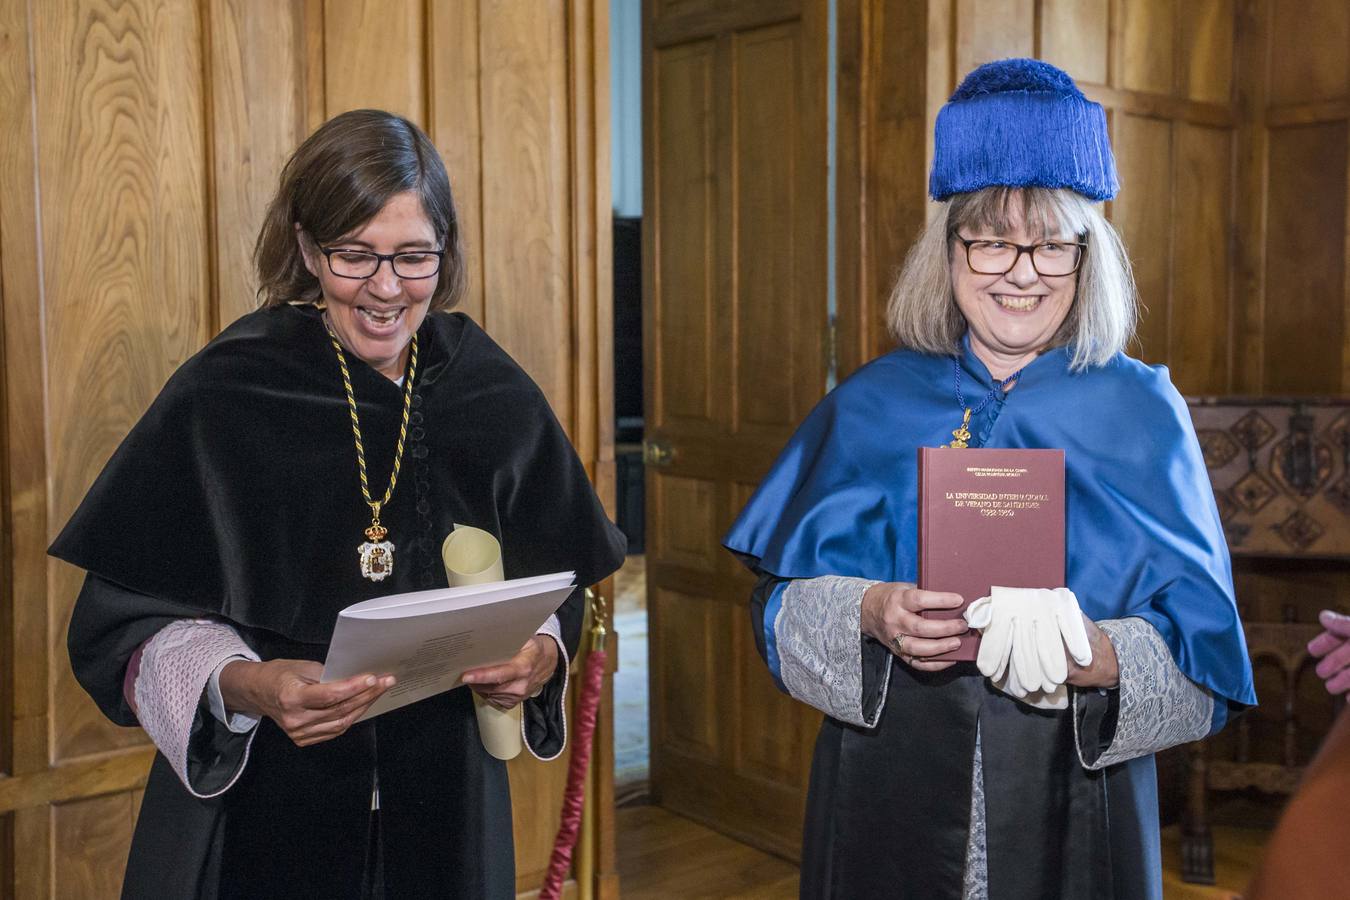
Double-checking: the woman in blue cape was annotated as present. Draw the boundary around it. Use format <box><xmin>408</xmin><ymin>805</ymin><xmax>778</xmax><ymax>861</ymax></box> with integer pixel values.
<box><xmin>724</xmin><ymin>59</ymin><xmax>1254</xmax><ymax>900</ymax></box>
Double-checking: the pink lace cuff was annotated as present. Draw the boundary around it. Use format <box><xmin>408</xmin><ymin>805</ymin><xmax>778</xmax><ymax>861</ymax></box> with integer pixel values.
<box><xmin>133</xmin><ymin>619</ymin><xmax>261</xmax><ymax>797</ymax></box>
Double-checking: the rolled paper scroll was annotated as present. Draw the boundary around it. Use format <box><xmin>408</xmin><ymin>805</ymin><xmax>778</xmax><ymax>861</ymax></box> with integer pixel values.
<box><xmin>442</xmin><ymin>525</ymin><xmax>522</xmax><ymax>761</ymax></box>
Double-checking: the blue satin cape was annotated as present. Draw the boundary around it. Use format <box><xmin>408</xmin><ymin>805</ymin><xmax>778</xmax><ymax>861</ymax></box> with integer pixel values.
<box><xmin>727</xmin><ymin>340</ymin><xmax>1254</xmax><ymax>713</ymax></box>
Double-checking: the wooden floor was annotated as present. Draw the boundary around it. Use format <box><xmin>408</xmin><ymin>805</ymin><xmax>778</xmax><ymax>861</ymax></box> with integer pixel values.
<box><xmin>615</xmin><ymin>804</ymin><xmax>1264</xmax><ymax>899</ymax></box>
<box><xmin>612</xmin><ymin>554</ymin><xmax>1267</xmax><ymax>897</ymax></box>
<box><xmin>1159</xmin><ymin>823</ymin><xmax>1266</xmax><ymax>900</ymax></box>
<box><xmin>616</xmin><ymin>805</ymin><xmax>798</xmax><ymax>899</ymax></box>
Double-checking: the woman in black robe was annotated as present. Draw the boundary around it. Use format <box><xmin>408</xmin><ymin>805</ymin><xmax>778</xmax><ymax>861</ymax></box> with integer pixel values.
<box><xmin>52</xmin><ymin>108</ymin><xmax>625</xmax><ymax>899</ymax></box>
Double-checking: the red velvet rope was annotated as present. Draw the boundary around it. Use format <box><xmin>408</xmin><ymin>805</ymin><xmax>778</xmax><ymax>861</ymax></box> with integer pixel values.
<box><xmin>539</xmin><ymin>646</ymin><xmax>608</xmax><ymax>900</ymax></box>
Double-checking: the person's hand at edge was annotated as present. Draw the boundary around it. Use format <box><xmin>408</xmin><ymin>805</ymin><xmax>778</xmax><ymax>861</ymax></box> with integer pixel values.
<box><xmin>1310</xmin><ymin>609</ymin><xmax>1350</xmax><ymax>696</ymax></box>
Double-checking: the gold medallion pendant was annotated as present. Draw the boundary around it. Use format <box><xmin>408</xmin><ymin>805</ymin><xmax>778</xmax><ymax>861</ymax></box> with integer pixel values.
<box><xmin>358</xmin><ymin>519</ymin><xmax>395</xmax><ymax>582</ymax></box>
<box><xmin>949</xmin><ymin>408</ymin><xmax>973</xmax><ymax>449</ymax></box>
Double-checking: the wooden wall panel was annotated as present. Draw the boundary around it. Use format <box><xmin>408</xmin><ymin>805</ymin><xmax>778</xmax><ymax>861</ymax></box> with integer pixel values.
<box><xmin>1118</xmin><ymin>0</ymin><xmax>1174</xmax><ymax>96</ymax></box>
<box><xmin>34</xmin><ymin>0</ymin><xmax>210</xmax><ymax>764</ymax></box>
<box><xmin>52</xmin><ymin>795</ymin><xmax>136</xmax><ymax>900</ymax></box>
<box><xmin>1268</xmin><ymin>0</ymin><xmax>1350</xmax><ymax>106</ymax></box>
<box><xmin>9</xmin><ymin>810</ymin><xmax>46</xmax><ymax>898</ymax></box>
<box><xmin>322</xmin><ymin>0</ymin><xmax>426</xmax><ymax>124</ymax></box>
<box><xmin>1111</xmin><ymin>113</ymin><xmax>1172</xmax><ymax>364</ymax></box>
<box><xmin>565</xmin><ymin>0</ymin><xmax>613</xmax><ymax>490</ymax></box>
<box><xmin>477</xmin><ymin>0</ymin><xmax>575</xmax><ymax>431</ymax></box>
<box><xmin>1262</xmin><ymin>123</ymin><xmax>1348</xmax><ymax>393</ymax></box>
<box><xmin>428</xmin><ymin>0</ymin><xmax>486</xmax><ymax>323</ymax></box>
<box><xmin>0</xmin><ymin>0</ymin><xmax>50</xmax><ymax>805</ymax></box>
<box><xmin>1230</xmin><ymin>0</ymin><xmax>1269</xmax><ymax>394</ymax></box>
<box><xmin>954</xmin><ymin>0</ymin><xmax>1033</xmax><ymax>76</ymax></box>
<box><xmin>1177</xmin><ymin>0</ymin><xmax>1234</xmax><ymax>104</ymax></box>
<box><xmin>1038</xmin><ymin>0</ymin><xmax>1108</xmax><ymax>86</ymax></box>
<box><xmin>0</xmin><ymin>816</ymin><xmax>8</xmax><ymax>899</ymax></box>
<box><xmin>836</xmin><ymin>0</ymin><xmax>930</xmax><ymax>376</ymax></box>
<box><xmin>1170</xmin><ymin>123</ymin><xmax>1231</xmax><ymax>393</ymax></box>
<box><xmin>208</xmin><ymin>0</ymin><xmax>308</xmax><ymax>327</ymax></box>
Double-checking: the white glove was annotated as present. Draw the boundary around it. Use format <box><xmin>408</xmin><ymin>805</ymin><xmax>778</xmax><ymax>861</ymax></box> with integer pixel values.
<box><xmin>964</xmin><ymin>587</ymin><xmax>1093</xmax><ymax>710</ymax></box>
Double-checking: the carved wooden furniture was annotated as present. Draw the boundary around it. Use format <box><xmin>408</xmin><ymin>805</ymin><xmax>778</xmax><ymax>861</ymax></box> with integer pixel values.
<box><xmin>1181</xmin><ymin>614</ymin><xmax>1323</xmax><ymax>883</ymax></box>
<box><xmin>1181</xmin><ymin>398</ymin><xmax>1350</xmax><ymax>884</ymax></box>
<box><xmin>1191</xmin><ymin>398</ymin><xmax>1350</xmax><ymax>557</ymax></box>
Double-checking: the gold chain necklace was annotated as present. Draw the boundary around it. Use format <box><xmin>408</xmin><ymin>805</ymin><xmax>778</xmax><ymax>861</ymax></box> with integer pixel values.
<box><xmin>325</xmin><ymin>320</ymin><xmax>419</xmax><ymax>582</ymax></box>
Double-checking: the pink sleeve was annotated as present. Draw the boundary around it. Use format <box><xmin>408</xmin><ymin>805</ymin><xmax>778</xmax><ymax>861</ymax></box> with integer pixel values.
<box><xmin>131</xmin><ymin>619</ymin><xmax>260</xmax><ymax>798</ymax></box>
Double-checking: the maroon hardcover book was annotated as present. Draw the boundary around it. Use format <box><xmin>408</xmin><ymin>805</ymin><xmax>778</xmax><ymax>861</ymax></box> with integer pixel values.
<box><xmin>917</xmin><ymin>447</ymin><xmax>1066</xmax><ymax>662</ymax></box>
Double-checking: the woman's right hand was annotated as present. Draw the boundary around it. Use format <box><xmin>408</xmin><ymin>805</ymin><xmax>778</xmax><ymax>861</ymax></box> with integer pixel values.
<box><xmin>217</xmin><ymin>659</ymin><xmax>395</xmax><ymax>747</ymax></box>
<box><xmin>860</xmin><ymin>582</ymin><xmax>968</xmax><ymax>672</ymax></box>
<box><xmin>1310</xmin><ymin>610</ymin><xmax>1350</xmax><ymax>697</ymax></box>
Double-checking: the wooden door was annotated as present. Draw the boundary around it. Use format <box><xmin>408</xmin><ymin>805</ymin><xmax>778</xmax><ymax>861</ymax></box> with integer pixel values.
<box><xmin>643</xmin><ymin>0</ymin><xmax>830</xmax><ymax>859</ymax></box>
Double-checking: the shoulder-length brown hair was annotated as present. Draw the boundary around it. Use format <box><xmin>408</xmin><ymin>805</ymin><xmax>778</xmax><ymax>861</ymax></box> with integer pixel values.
<box><xmin>254</xmin><ymin>108</ymin><xmax>466</xmax><ymax>311</ymax></box>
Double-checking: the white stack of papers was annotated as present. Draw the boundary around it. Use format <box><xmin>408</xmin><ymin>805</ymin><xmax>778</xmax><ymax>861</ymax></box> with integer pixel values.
<box><xmin>321</xmin><ymin>571</ymin><xmax>576</xmax><ymax>720</ymax></box>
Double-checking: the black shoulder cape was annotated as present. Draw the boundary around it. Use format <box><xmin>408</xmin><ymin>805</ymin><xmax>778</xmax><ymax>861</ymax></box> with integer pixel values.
<box><xmin>52</xmin><ymin>303</ymin><xmax>625</xmax><ymax>647</ymax></box>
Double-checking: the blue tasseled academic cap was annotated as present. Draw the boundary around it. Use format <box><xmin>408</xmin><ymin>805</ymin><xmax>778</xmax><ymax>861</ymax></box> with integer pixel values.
<box><xmin>929</xmin><ymin>58</ymin><xmax>1119</xmax><ymax>201</ymax></box>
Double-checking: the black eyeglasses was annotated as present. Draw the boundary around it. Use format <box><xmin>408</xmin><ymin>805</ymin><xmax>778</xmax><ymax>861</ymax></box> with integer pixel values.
<box><xmin>319</xmin><ymin>247</ymin><xmax>445</xmax><ymax>280</ymax></box>
<box><xmin>957</xmin><ymin>237</ymin><xmax>1087</xmax><ymax>277</ymax></box>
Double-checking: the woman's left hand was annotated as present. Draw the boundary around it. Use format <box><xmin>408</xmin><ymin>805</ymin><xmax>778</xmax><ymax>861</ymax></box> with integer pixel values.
<box><xmin>461</xmin><ymin>635</ymin><xmax>559</xmax><ymax>710</ymax></box>
<box><xmin>1066</xmin><ymin>614</ymin><xmax>1120</xmax><ymax>690</ymax></box>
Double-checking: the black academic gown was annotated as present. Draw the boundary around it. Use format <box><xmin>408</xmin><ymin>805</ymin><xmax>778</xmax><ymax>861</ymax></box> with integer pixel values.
<box><xmin>52</xmin><ymin>304</ymin><xmax>626</xmax><ymax>899</ymax></box>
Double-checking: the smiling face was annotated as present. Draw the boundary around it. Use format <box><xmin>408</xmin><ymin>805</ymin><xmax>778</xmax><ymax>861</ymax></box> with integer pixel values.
<box><xmin>950</xmin><ymin>205</ymin><xmax>1079</xmax><ymax>380</ymax></box>
<box><xmin>299</xmin><ymin>191</ymin><xmax>440</xmax><ymax>380</ymax></box>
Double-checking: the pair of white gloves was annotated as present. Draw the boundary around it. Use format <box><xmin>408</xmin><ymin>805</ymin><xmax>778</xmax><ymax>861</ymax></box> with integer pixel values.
<box><xmin>963</xmin><ymin>586</ymin><xmax>1093</xmax><ymax>710</ymax></box>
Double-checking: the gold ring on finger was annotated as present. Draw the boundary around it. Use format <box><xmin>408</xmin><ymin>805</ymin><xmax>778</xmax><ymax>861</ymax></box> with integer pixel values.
<box><xmin>891</xmin><ymin>632</ymin><xmax>907</xmax><ymax>655</ymax></box>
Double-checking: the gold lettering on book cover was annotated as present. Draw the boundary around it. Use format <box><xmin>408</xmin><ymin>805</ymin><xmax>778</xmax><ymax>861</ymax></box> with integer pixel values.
<box><xmin>944</xmin><ymin>491</ymin><xmax>1050</xmax><ymax>517</ymax></box>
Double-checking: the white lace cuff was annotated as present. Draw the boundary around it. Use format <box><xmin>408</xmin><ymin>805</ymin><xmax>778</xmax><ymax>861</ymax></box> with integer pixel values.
<box><xmin>1073</xmin><ymin>617</ymin><xmax>1213</xmax><ymax>770</ymax></box>
<box><xmin>777</xmin><ymin>575</ymin><xmax>889</xmax><ymax>727</ymax></box>
<box><xmin>535</xmin><ymin>613</ymin><xmax>563</xmax><ymax>649</ymax></box>
<box><xmin>135</xmin><ymin>619</ymin><xmax>260</xmax><ymax>797</ymax></box>
<box><xmin>207</xmin><ymin>656</ymin><xmax>263</xmax><ymax>733</ymax></box>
